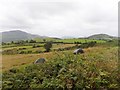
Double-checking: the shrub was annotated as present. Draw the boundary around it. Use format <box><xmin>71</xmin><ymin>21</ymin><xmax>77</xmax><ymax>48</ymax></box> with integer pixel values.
<box><xmin>44</xmin><ymin>42</ymin><xmax>52</xmax><ymax>52</ymax></box>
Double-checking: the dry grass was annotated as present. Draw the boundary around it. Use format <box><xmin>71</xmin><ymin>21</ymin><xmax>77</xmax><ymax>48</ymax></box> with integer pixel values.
<box><xmin>2</xmin><ymin>52</ymin><xmax>54</xmax><ymax>71</ymax></box>
<box><xmin>52</xmin><ymin>44</ymin><xmax>75</xmax><ymax>49</ymax></box>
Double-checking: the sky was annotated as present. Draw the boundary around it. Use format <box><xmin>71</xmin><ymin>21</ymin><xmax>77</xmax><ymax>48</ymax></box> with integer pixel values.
<box><xmin>0</xmin><ymin>0</ymin><xmax>119</xmax><ymax>38</ymax></box>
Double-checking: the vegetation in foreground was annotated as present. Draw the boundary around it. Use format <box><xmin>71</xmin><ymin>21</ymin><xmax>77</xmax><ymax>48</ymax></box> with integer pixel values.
<box><xmin>2</xmin><ymin>40</ymin><xmax>119</xmax><ymax>89</ymax></box>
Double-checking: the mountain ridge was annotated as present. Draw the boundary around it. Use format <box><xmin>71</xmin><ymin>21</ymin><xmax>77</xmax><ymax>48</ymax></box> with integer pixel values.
<box><xmin>0</xmin><ymin>30</ymin><xmax>48</xmax><ymax>42</ymax></box>
<box><xmin>0</xmin><ymin>30</ymin><xmax>118</xmax><ymax>42</ymax></box>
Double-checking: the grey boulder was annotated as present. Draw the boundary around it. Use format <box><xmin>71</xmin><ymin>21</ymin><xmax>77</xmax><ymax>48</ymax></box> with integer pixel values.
<box><xmin>34</xmin><ymin>58</ymin><xmax>45</xmax><ymax>64</ymax></box>
<box><xmin>73</xmin><ymin>48</ymin><xmax>84</xmax><ymax>54</ymax></box>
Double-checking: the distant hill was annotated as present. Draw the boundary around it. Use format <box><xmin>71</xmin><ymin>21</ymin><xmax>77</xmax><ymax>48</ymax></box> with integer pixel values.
<box><xmin>87</xmin><ymin>34</ymin><xmax>117</xmax><ymax>40</ymax></box>
<box><xmin>1</xmin><ymin>30</ymin><xmax>47</xmax><ymax>42</ymax></box>
<box><xmin>1</xmin><ymin>30</ymin><xmax>118</xmax><ymax>43</ymax></box>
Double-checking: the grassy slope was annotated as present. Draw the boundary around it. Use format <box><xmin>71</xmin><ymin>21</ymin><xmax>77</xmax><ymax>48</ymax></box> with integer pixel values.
<box><xmin>2</xmin><ymin>44</ymin><xmax>118</xmax><ymax>72</ymax></box>
<box><xmin>2</xmin><ymin>45</ymin><xmax>119</xmax><ymax>89</ymax></box>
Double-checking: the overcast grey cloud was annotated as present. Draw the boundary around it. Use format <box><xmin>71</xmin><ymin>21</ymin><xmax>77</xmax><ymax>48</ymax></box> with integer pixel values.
<box><xmin>0</xmin><ymin>0</ymin><xmax>119</xmax><ymax>37</ymax></box>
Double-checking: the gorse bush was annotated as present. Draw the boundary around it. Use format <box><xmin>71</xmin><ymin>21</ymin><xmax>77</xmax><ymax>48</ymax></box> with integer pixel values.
<box><xmin>2</xmin><ymin>52</ymin><xmax>119</xmax><ymax>89</ymax></box>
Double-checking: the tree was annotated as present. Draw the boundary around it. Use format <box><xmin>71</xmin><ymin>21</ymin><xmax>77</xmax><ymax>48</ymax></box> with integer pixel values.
<box><xmin>44</xmin><ymin>42</ymin><xmax>52</xmax><ymax>52</ymax></box>
<box><xmin>43</xmin><ymin>39</ymin><xmax>46</xmax><ymax>42</ymax></box>
<box><xmin>11</xmin><ymin>41</ymin><xmax>14</xmax><ymax>44</ymax></box>
<box><xmin>29</xmin><ymin>39</ymin><xmax>36</xmax><ymax>43</ymax></box>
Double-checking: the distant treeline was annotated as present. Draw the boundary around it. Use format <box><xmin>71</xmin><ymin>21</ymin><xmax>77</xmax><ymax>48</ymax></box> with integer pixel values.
<box><xmin>2</xmin><ymin>39</ymin><xmax>97</xmax><ymax>45</ymax></box>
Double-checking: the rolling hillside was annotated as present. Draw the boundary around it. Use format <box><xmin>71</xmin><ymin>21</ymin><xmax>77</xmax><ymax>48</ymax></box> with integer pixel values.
<box><xmin>87</xmin><ymin>34</ymin><xmax>117</xmax><ymax>40</ymax></box>
<box><xmin>1</xmin><ymin>30</ymin><xmax>47</xmax><ymax>42</ymax></box>
<box><xmin>1</xmin><ymin>30</ymin><xmax>117</xmax><ymax>43</ymax></box>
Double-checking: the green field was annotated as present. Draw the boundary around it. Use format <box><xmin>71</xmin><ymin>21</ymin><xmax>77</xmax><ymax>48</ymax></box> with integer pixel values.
<box><xmin>35</xmin><ymin>38</ymin><xmax>106</xmax><ymax>43</ymax></box>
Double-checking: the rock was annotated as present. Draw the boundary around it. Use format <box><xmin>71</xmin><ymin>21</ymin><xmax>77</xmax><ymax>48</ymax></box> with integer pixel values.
<box><xmin>34</xmin><ymin>58</ymin><xmax>45</xmax><ymax>64</ymax></box>
<box><xmin>73</xmin><ymin>48</ymin><xmax>84</xmax><ymax>54</ymax></box>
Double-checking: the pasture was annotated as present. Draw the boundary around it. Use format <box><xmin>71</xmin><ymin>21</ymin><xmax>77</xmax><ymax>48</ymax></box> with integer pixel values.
<box><xmin>2</xmin><ymin>38</ymin><xmax>119</xmax><ymax>89</ymax></box>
